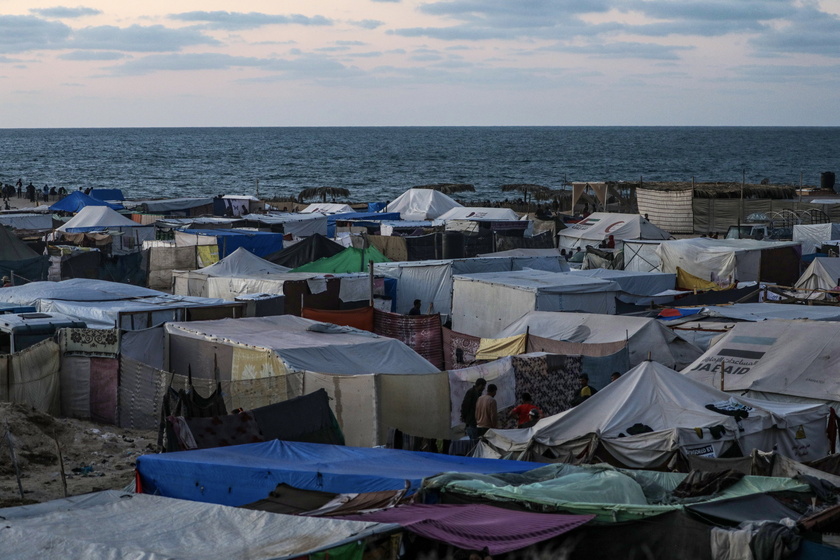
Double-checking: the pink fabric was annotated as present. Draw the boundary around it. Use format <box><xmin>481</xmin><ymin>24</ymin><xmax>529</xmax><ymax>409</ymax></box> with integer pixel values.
<box><xmin>339</xmin><ymin>504</ymin><xmax>593</xmax><ymax>554</ymax></box>
<box><xmin>89</xmin><ymin>357</ymin><xmax>119</xmax><ymax>424</ymax></box>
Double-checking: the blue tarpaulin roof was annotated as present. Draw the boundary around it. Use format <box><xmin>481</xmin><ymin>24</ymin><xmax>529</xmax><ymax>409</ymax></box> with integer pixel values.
<box><xmin>181</xmin><ymin>229</ymin><xmax>284</xmax><ymax>258</ymax></box>
<box><xmin>50</xmin><ymin>191</ymin><xmax>123</xmax><ymax>213</ymax></box>
<box><xmin>136</xmin><ymin>440</ymin><xmax>543</xmax><ymax>506</ymax></box>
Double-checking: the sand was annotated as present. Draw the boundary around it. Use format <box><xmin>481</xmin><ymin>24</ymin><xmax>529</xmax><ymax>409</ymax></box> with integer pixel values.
<box><xmin>0</xmin><ymin>402</ymin><xmax>158</xmax><ymax>508</ymax></box>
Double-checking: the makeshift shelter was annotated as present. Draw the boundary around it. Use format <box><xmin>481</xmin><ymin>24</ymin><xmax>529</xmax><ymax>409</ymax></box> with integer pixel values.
<box><xmin>683</xmin><ymin>319</ymin><xmax>840</xmax><ymax>409</ymax></box>
<box><xmin>49</xmin><ymin>191</ymin><xmax>123</xmax><ymax>213</ymax></box>
<box><xmin>374</xmin><ymin>255</ymin><xmax>570</xmax><ymax>320</ymax></box>
<box><xmin>385</xmin><ymin>188</ymin><xmax>463</xmax><ymax>221</ymax></box>
<box><xmin>56</xmin><ymin>206</ymin><xmax>155</xmax><ymax>254</ymax></box>
<box><xmin>0</xmin><ymin>226</ymin><xmax>50</xmax><ymax>283</ymax></box>
<box><xmin>701</xmin><ymin>302</ymin><xmax>840</xmax><ymax>322</ymax></box>
<box><xmin>0</xmin><ymin>491</ymin><xmax>395</xmax><ymax>560</ymax></box>
<box><xmin>243</xmin><ymin>212</ymin><xmax>329</xmax><ymax>238</ymax></box>
<box><xmin>175</xmin><ymin>228</ymin><xmax>284</xmax><ymax>259</ymax></box>
<box><xmin>292</xmin><ymin>246</ymin><xmax>390</xmax><ymax>273</ymax></box>
<box><xmin>136</xmin><ymin>440</ymin><xmax>542</xmax><ymax>505</ymax></box>
<box><xmin>451</xmin><ymin>271</ymin><xmax>621</xmax><ymax>338</ymax></box>
<box><xmin>794</xmin><ymin>257</ymin><xmax>840</xmax><ymax>298</ymax></box>
<box><xmin>557</xmin><ymin>213</ymin><xmax>670</xmax><ymax>250</ymax></box>
<box><xmin>435</xmin><ymin>207</ymin><xmax>520</xmax><ymax>222</ymax></box>
<box><xmin>496</xmin><ymin>311</ymin><xmax>702</xmax><ymax>369</ymax></box>
<box><xmin>217</xmin><ymin>194</ymin><xmax>258</xmax><ymax>217</ymax></box>
<box><xmin>300</xmin><ymin>202</ymin><xmax>353</xmax><ymax>214</ymax></box>
<box><xmin>571</xmin><ymin>269</ymin><xmax>676</xmax><ymax>305</ymax></box>
<box><xmin>793</xmin><ymin>223</ymin><xmax>840</xmax><ymax>254</ymax></box>
<box><xmin>622</xmin><ymin>240</ymin><xmax>664</xmax><ymax>272</ymax></box>
<box><xmin>0</xmin><ymin>279</ymin><xmax>237</xmax><ymax>329</ymax></box>
<box><xmin>478</xmin><ymin>361</ymin><xmax>829</xmax><ymax>467</ymax></box>
<box><xmin>0</xmin><ymin>212</ymin><xmax>53</xmax><ymax>230</ymax></box>
<box><xmin>265</xmin><ymin>233</ymin><xmax>345</xmax><ymax>268</ymax></box>
<box><xmin>656</xmin><ymin>238</ymin><xmax>802</xmax><ymax>288</ymax></box>
<box><xmin>124</xmin><ymin>197</ymin><xmax>214</xmax><ymax>216</ymax></box>
<box><xmin>172</xmin><ymin>247</ymin><xmax>290</xmax><ymax>297</ymax></box>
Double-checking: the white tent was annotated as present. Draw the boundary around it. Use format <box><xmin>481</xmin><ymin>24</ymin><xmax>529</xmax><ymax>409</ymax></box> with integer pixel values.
<box><xmin>794</xmin><ymin>257</ymin><xmax>840</xmax><ymax>298</ymax></box>
<box><xmin>57</xmin><ymin>206</ymin><xmax>155</xmax><ymax>254</ymax></box>
<box><xmin>172</xmin><ymin>247</ymin><xmax>291</xmax><ymax>297</ymax></box>
<box><xmin>0</xmin><ymin>491</ymin><xmax>392</xmax><ymax>560</ymax></box>
<box><xmin>557</xmin><ymin>213</ymin><xmax>671</xmax><ymax>250</ymax></box>
<box><xmin>374</xmin><ymin>255</ymin><xmax>570</xmax><ymax>321</ymax></box>
<box><xmin>300</xmin><ymin>203</ymin><xmax>353</xmax><ymax>214</ymax></box>
<box><xmin>622</xmin><ymin>240</ymin><xmax>663</xmax><ymax>272</ymax></box>
<box><xmin>656</xmin><ymin>238</ymin><xmax>802</xmax><ymax>286</ymax></box>
<box><xmin>497</xmin><ymin>311</ymin><xmax>702</xmax><ymax>369</ymax></box>
<box><xmin>435</xmin><ymin>207</ymin><xmax>520</xmax><ymax>222</ymax></box>
<box><xmin>478</xmin><ymin>360</ymin><xmax>829</xmax><ymax>467</ymax></box>
<box><xmin>701</xmin><ymin>302</ymin><xmax>840</xmax><ymax>322</ymax></box>
<box><xmin>385</xmin><ymin>188</ymin><xmax>462</xmax><ymax>221</ymax></box>
<box><xmin>793</xmin><ymin>223</ymin><xmax>840</xmax><ymax>254</ymax></box>
<box><xmin>451</xmin><ymin>271</ymin><xmax>621</xmax><ymax>337</ymax></box>
<box><xmin>683</xmin><ymin>319</ymin><xmax>840</xmax><ymax>408</ymax></box>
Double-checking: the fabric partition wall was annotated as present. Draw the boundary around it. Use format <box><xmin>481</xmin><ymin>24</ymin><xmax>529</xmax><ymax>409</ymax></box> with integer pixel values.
<box><xmin>0</xmin><ymin>340</ymin><xmax>61</xmax><ymax>415</ymax></box>
<box><xmin>118</xmin><ymin>356</ymin><xmax>167</xmax><ymax>430</ymax></box>
<box><xmin>89</xmin><ymin>357</ymin><xmax>119</xmax><ymax>424</ymax></box>
<box><xmin>442</xmin><ymin>327</ymin><xmax>481</xmax><ymax>370</ymax></box>
<box><xmin>302</xmin><ymin>306</ymin><xmax>375</xmax><ymax>332</ymax></box>
<box><xmin>378</xmin><ymin>372</ymin><xmax>450</xmax><ymax>440</ymax></box>
<box><xmin>120</xmin><ymin>327</ymin><xmax>165</xmax><ymax>370</ymax></box>
<box><xmin>511</xmin><ymin>354</ymin><xmax>581</xmax><ymax>418</ymax></box>
<box><xmin>60</xmin><ymin>356</ymin><xmax>91</xmax><ymax>418</ymax></box>
<box><xmin>635</xmin><ymin>188</ymin><xmax>694</xmax><ymax>234</ymax></box>
<box><xmin>373</xmin><ymin>309</ymin><xmax>444</xmax><ymax>369</ymax></box>
<box><xmin>59</xmin><ymin>328</ymin><xmax>121</xmax><ymax>421</ymax></box>
<box><xmin>303</xmin><ymin>372</ymin><xmax>379</xmax><ymax>447</ymax></box>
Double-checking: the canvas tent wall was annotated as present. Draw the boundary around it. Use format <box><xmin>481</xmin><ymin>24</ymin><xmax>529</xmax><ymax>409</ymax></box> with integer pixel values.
<box><xmin>172</xmin><ymin>246</ymin><xmax>290</xmax><ymax>298</ymax></box>
<box><xmin>701</xmin><ymin>302</ymin><xmax>840</xmax><ymax>322</ymax></box>
<box><xmin>242</xmin><ymin>213</ymin><xmax>329</xmax><ymax>238</ymax></box>
<box><xmin>176</xmin><ymin>229</ymin><xmax>284</xmax><ymax>258</ymax></box>
<box><xmin>374</xmin><ymin>255</ymin><xmax>570</xmax><ymax>321</ymax></box>
<box><xmin>656</xmin><ymin>238</ymin><xmax>802</xmax><ymax>287</ymax></box>
<box><xmin>478</xmin><ymin>360</ymin><xmax>829</xmax><ymax>467</ymax></box>
<box><xmin>386</xmin><ymin>188</ymin><xmax>463</xmax><ymax>221</ymax></box>
<box><xmin>793</xmin><ymin>223</ymin><xmax>840</xmax><ymax>254</ymax></box>
<box><xmin>635</xmin><ymin>186</ymin><xmax>694</xmax><ymax>234</ymax></box>
<box><xmin>557</xmin><ymin>213</ymin><xmax>670</xmax><ymax>250</ymax></box>
<box><xmin>56</xmin><ymin>206</ymin><xmax>155</xmax><ymax>254</ymax></box>
<box><xmin>451</xmin><ymin>271</ymin><xmax>621</xmax><ymax>338</ymax></box>
<box><xmin>496</xmin><ymin>311</ymin><xmax>702</xmax><ymax>369</ymax></box>
<box><xmin>622</xmin><ymin>240</ymin><xmax>664</xmax><ymax>272</ymax></box>
<box><xmin>794</xmin><ymin>257</ymin><xmax>840</xmax><ymax>298</ymax></box>
<box><xmin>570</xmin><ymin>269</ymin><xmax>676</xmax><ymax>305</ymax></box>
<box><xmin>683</xmin><ymin>319</ymin><xmax>840</xmax><ymax>409</ymax></box>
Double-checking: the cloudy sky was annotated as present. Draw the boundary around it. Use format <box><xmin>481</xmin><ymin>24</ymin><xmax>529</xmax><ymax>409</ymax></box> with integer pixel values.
<box><xmin>1</xmin><ymin>0</ymin><xmax>839</xmax><ymax>127</ymax></box>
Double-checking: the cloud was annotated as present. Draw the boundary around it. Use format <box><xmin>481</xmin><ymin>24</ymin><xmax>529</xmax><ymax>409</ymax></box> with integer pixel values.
<box><xmin>730</xmin><ymin>63</ymin><xmax>840</xmax><ymax>84</ymax></box>
<box><xmin>59</xmin><ymin>50</ymin><xmax>128</xmax><ymax>61</ymax></box>
<box><xmin>349</xmin><ymin>19</ymin><xmax>384</xmax><ymax>29</ymax></box>
<box><xmin>371</xmin><ymin>0</ymin><xmax>400</xmax><ymax>3</ymax></box>
<box><xmin>336</xmin><ymin>41</ymin><xmax>367</xmax><ymax>46</ymax></box>
<box><xmin>71</xmin><ymin>24</ymin><xmax>219</xmax><ymax>52</ymax></box>
<box><xmin>550</xmin><ymin>41</ymin><xmax>693</xmax><ymax>60</ymax></box>
<box><xmin>0</xmin><ymin>55</ymin><xmax>26</xmax><ymax>63</ymax></box>
<box><xmin>749</xmin><ymin>5</ymin><xmax>840</xmax><ymax>57</ymax></box>
<box><xmin>170</xmin><ymin>11</ymin><xmax>332</xmax><ymax>31</ymax></box>
<box><xmin>0</xmin><ymin>15</ymin><xmax>72</xmax><ymax>53</ymax></box>
<box><xmin>107</xmin><ymin>52</ymin><xmax>266</xmax><ymax>75</ymax></box>
<box><xmin>30</xmin><ymin>6</ymin><xmax>102</xmax><ymax>19</ymax></box>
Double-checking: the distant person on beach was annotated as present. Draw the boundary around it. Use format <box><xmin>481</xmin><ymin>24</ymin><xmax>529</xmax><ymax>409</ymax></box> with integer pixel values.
<box><xmin>84</xmin><ymin>187</ymin><xmax>92</xmax><ymax>195</ymax></box>
<box><xmin>475</xmin><ymin>383</ymin><xmax>498</xmax><ymax>435</ymax></box>
<box><xmin>509</xmin><ymin>393</ymin><xmax>540</xmax><ymax>428</ymax></box>
<box><xmin>571</xmin><ymin>374</ymin><xmax>597</xmax><ymax>406</ymax></box>
<box><xmin>408</xmin><ymin>299</ymin><xmax>422</xmax><ymax>315</ymax></box>
<box><xmin>16</xmin><ymin>179</ymin><xmax>22</xmax><ymax>198</ymax></box>
<box><xmin>42</xmin><ymin>185</ymin><xmax>49</xmax><ymax>202</ymax></box>
<box><xmin>58</xmin><ymin>186</ymin><xmax>67</xmax><ymax>199</ymax></box>
<box><xmin>26</xmin><ymin>182</ymin><xmax>35</xmax><ymax>203</ymax></box>
<box><xmin>460</xmin><ymin>377</ymin><xmax>486</xmax><ymax>441</ymax></box>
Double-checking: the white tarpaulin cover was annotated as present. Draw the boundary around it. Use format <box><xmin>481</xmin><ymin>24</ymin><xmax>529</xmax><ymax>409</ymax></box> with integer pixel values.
<box><xmin>793</xmin><ymin>223</ymin><xmax>840</xmax><ymax>254</ymax></box>
<box><xmin>435</xmin><ymin>207</ymin><xmax>520</xmax><ymax>222</ymax></box>
<box><xmin>375</xmin><ymin>256</ymin><xmax>570</xmax><ymax>319</ymax></box>
<box><xmin>497</xmin><ymin>311</ymin><xmax>702</xmax><ymax>369</ymax></box>
<box><xmin>300</xmin><ymin>203</ymin><xmax>353</xmax><ymax>214</ymax></box>
<box><xmin>0</xmin><ymin>491</ymin><xmax>393</xmax><ymax>560</ymax></box>
<box><xmin>794</xmin><ymin>257</ymin><xmax>840</xmax><ymax>297</ymax></box>
<box><xmin>195</xmin><ymin>247</ymin><xmax>290</xmax><ymax>276</ymax></box>
<box><xmin>480</xmin><ymin>360</ymin><xmax>828</xmax><ymax>467</ymax></box>
<box><xmin>571</xmin><ymin>269</ymin><xmax>676</xmax><ymax>304</ymax></box>
<box><xmin>166</xmin><ymin>315</ymin><xmax>439</xmax><ymax>375</ymax></box>
<box><xmin>0</xmin><ymin>212</ymin><xmax>53</xmax><ymax>230</ymax></box>
<box><xmin>57</xmin><ymin>206</ymin><xmax>141</xmax><ymax>232</ymax></box>
<box><xmin>622</xmin><ymin>240</ymin><xmax>664</xmax><ymax>272</ymax></box>
<box><xmin>451</xmin><ymin>271</ymin><xmax>620</xmax><ymax>337</ymax></box>
<box><xmin>558</xmin><ymin>213</ymin><xmax>671</xmax><ymax>249</ymax></box>
<box><xmin>702</xmin><ymin>302</ymin><xmax>840</xmax><ymax>322</ymax></box>
<box><xmin>385</xmin><ymin>188</ymin><xmax>462</xmax><ymax>221</ymax></box>
<box><xmin>244</xmin><ymin>213</ymin><xmax>328</xmax><ymax>238</ymax></box>
<box><xmin>684</xmin><ymin>320</ymin><xmax>840</xmax><ymax>407</ymax></box>
<box><xmin>656</xmin><ymin>238</ymin><xmax>801</xmax><ymax>285</ymax></box>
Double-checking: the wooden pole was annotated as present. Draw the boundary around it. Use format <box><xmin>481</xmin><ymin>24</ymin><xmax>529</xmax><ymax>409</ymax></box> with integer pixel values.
<box><xmin>369</xmin><ymin>259</ymin><xmax>374</xmax><ymax>307</ymax></box>
<box><xmin>4</xmin><ymin>423</ymin><xmax>25</xmax><ymax>500</ymax></box>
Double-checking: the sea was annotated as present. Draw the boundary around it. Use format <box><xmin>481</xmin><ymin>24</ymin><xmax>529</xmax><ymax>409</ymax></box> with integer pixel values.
<box><xmin>0</xmin><ymin>126</ymin><xmax>838</xmax><ymax>203</ymax></box>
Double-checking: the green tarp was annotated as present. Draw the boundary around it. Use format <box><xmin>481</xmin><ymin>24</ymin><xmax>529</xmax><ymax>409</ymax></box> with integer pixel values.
<box><xmin>291</xmin><ymin>246</ymin><xmax>391</xmax><ymax>273</ymax></box>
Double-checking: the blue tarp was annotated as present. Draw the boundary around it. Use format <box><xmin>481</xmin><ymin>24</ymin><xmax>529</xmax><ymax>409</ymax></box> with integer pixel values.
<box><xmin>367</xmin><ymin>202</ymin><xmax>388</xmax><ymax>212</ymax></box>
<box><xmin>136</xmin><ymin>440</ymin><xmax>542</xmax><ymax>507</ymax></box>
<box><xmin>181</xmin><ymin>229</ymin><xmax>284</xmax><ymax>258</ymax></box>
<box><xmin>328</xmin><ymin>212</ymin><xmax>401</xmax><ymax>237</ymax></box>
<box><xmin>89</xmin><ymin>188</ymin><xmax>125</xmax><ymax>202</ymax></box>
<box><xmin>50</xmin><ymin>191</ymin><xmax>123</xmax><ymax>213</ymax></box>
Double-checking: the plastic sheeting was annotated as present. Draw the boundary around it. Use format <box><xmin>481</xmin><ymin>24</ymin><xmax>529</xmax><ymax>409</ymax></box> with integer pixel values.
<box><xmin>118</xmin><ymin>355</ymin><xmax>167</xmax><ymax>430</ymax></box>
<box><xmin>0</xmin><ymin>212</ymin><xmax>53</xmax><ymax>230</ymax></box>
<box><xmin>702</xmin><ymin>302</ymin><xmax>840</xmax><ymax>322</ymax></box>
<box><xmin>558</xmin><ymin>213</ymin><xmax>671</xmax><ymax>249</ymax></box>
<box><xmin>795</xmin><ymin>257</ymin><xmax>840</xmax><ymax>296</ymax></box>
<box><xmin>571</xmin><ymin>269</ymin><xmax>676</xmax><ymax>304</ymax></box>
<box><xmin>475</xmin><ymin>334</ymin><xmax>527</xmax><ymax>361</ymax></box>
<box><xmin>57</xmin><ymin>206</ymin><xmax>140</xmax><ymax>232</ymax></box>
<box><xmin>136</xmin><ymin>439</ymin><xmax>543</xmax><ymax>505</ymax></box>
<box><xmin>179</xmin><ymin>229</ymin><xmax>284</xmax><ymax>258</ymax></box>
<box><xmin>292</xmin><ymin>246</ymin><xmax>390</xmax><ymax>273</ymax></box>
<box><xmin>0</xmin><ymin>339</ymin><xmax>60</xmax><ymax>415</ymax></box>
<box><xmin>435</xmin><ymin>207</ymin><xmax>520</xmax><ymax>221</ymax></box>
<box><xmin>623</xmin><ymin>240</ymin><xmax>663</xmax><ymax>272</ymax></box>
<box><xmin>385</xmin><ymin>188</ymin><xmax>463</xmax><ymax>221</ymax></box>
<box><xmin>49</xmin><ymin>191</ymin><xmax>123</xmax><ymax>212</ymax></box>
<box><xmin>793</xmin><ymin>223</ymin><xmax>840</xmax><ymax>254</ymax></box>
<box><xmin>303</xmin><ymin>306</ymin><xmax>375</xmax><ymax>331</ymax></box>
<box><xmin>0</xmin><ymin>491</ymin><xmax>395</xmax><ymax>560</ymax></box>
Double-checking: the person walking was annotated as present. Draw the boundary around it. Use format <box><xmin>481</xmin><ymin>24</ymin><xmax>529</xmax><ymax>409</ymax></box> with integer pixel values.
<box><xmin>509</xmin><ymin>393</ymin><xmax>541</xmax><ymax>428</ymax></box>
<box><xmin>475</xmin><ymin>383</ymin><xmax>499</xmax><ymax>437</ymax></box>
<box><xmin>460</xmin><ymin>378</ymin><xmax>486</xmax><ymax>442</ymax></box>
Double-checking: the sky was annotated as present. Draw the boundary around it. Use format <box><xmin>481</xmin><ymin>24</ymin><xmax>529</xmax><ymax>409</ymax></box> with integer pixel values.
<box><xmin>1</xmin><ymin>0</ymin><xmax>839</xmax><ymax>127</ymax></box>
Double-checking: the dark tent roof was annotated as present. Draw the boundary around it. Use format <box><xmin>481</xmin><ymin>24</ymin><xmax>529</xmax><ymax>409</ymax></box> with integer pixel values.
<box><xmin>264</xmin><ymin>233</ymin><xmax>344</xmax><ymax>268</ymax></box>
<box><xmin>0</xmin><ymin>227</ymin><xmax>39</xmax><ymax>261</ymax></box>
<box><xmin>50</xmin><ymin>191</ymin><xmax>123</xmax><ymax>213</ymax></box>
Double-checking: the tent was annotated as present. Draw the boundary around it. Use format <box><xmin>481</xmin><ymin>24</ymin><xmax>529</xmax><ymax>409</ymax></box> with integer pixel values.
<box><xmin>0</xmin><ymin>212</ymin><xmax>53</xmax><ymax>230</ymax></box>
<box><xmin>683</xmin><ymin>319</ymin><xmax>840</xmax><ymax>408</ymax></box>
<box><xmin>794</xmin><ymin>257</ymin><xmax>840</xmax><ymax>298</ymax></box>
<box><xmin>656</xmin><ymin>238</ymin><xmax>802</xmax><ymax>287</ymax></box>
<box><xmin>0</xmin><ymin>227</ymin><xmax>52</xmax><ymax>283</ymax></box>
<box><xmin>451</xmin><ymin>271</ymin><xmax>621</xmax><ymax>337</ymax></box>
<box><xmin>300</xmin><ymin>203</ymin><xmax>353</xmax><ymax>214</ymax></box>
<box><xmin>0</xmin><ymin>491</ymin><xmax>394</xmax><ymax>560</ymax></box>
<box><xmin>292</xmin><ymin>246</ymin><xmax>390</xmax><ymax>273</ymax></box>
<box><xmin>622</xmin><ymin>240</ymin><xmax>664</xmax><ymax>272</ymax></box>
<box><xmin>244</xmin><ymin>213</ymin><xmax>329</xmax><ymax>238</ymax></box>
<box><xmin>0</xmin><ymin>278</ymin><xmax>232</xmax><ymax>329</ymax></box>
<box><xmin>136</xmin><ymin>440</ymin><xmax>543</xmax><ymax>505</ymax></box>
<box><xmin>793</xmin><ymin>223</ymin><xmax>840</xmax><ymax>254</ymax></box>
<box><xmin>374</xmin><ymin>255</ymin><xmax>570</xmax><ymax>320</ymax></box>
<box><xmin>570</xmin><ymin>269</ymin><xmax>676</xmax><ymax>305</ymax></box>
<box><xmin>435</xmin><ymin>207</ymin><xmax>520</xmax><ymax>222</ymax></box>
<box><xmin>176</xmin><ymin>229</ymin><xmax>284</xmax><ymax>258</ymax></box>
<box><xmin>478</xmin><ymin>360</ymin><xmax>829</xmax><ymax>467</ymax></box>
<box><xmin>123</xmin><ymin>197</ymin><xmax>214</xmax><ymax>215</ymax></box>
<box><xmin>265</xmin><ymin>233</ymin><xmax>345</xmax><ymax>268</ymax></box>
<box><xmin>385</xmin><ymin>188</ymin><xmax>463</xmax><ymax>221</ymax></box>
<box><xmin>56</xmin><ymin>206</ymin><xmax>155</xmax><ymax>254</ymax></box>
<box><xmin>496</xmin><ymin>311</ymin><xmax>702</xmax><ymax>369</ymax></box>
<box><xmin>172</xmin><ymin>247</ymin><xmax>291</xmax><ymax>298</ymax></box>
<box><xmin>49</xmin><ymin>191</ymin><xmax>123</xmax><ymax>212</ymax></box>
<box><xmin>701</xmin><ymin>302</ymin><xmax>840</xmax><ymax>322</ymax></box>
<box><xmin>557</xmin><ymin>213</ymin><xmax>670</xmax><ymax>250</ymax></box>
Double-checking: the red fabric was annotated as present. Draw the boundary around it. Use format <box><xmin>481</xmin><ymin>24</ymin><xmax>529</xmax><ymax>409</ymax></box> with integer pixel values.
<box><xmin>302</xmin><ymin>306</ymin><xmax>375</xmax><ymax>332</ymax></box>
<box><xmin>510</xmin><ymin>403</ymin><xmax>540</xmax><ymax>426</ymax></box>
<box><xmin>340</xmin><ymin>504</ymin><xmax>593</xmax><ymax>555</ymax></box>
<box><xmin>374</xmin><ymin>309</ymin><xmax>443</xmax><ymax>369</ymax></box>
<box><xmin>89</xmin><ymin>357</ymin><xmax>119</xmax><ymax>424</ymax></box>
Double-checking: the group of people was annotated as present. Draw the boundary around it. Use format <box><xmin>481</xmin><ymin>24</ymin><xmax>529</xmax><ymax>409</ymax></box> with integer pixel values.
<box><xmin>2</xmin><ymin>179</ymin><xmax>69</xmax><ymax>204</ymax></box>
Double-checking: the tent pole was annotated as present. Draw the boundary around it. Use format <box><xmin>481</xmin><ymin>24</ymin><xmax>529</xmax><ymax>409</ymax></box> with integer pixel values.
<box><xmin>369</xmin><ymin>259</ymin><xmax>374</xmax><ymax>307</ymax></box>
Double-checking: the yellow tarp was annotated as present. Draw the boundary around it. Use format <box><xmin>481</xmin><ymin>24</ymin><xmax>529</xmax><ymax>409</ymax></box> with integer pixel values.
<box><xmin>196</xmin><ymin>244</ymin><xmax>219</xmax><ymax>267</ymax></box>
<box><xmin>676</xmin><ymin>267</ymin><xmax>735</xmax><ymax>291</ymax></box>
<box><xmin>475</xmin><ymin>334</ymin><xmax>527</xmax><ymax>360</ymax></box>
